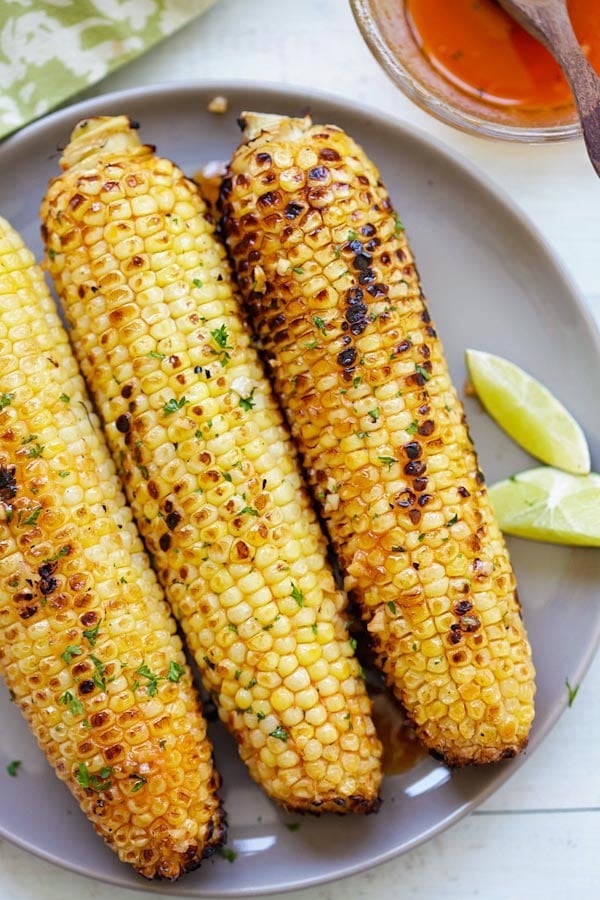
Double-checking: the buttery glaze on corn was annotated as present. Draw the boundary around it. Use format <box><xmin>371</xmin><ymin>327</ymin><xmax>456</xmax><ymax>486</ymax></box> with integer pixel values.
<box><xmin>41</xmin><ymin>117</ymin><xmax>382</xmax><ymax>812</ymax></box>
<box><xmin>220</xmin><ymin>113</ymin><xmax>536</xmax><ymax>766</ymax></box>
<box><xmin>0</xmin><ymin>216</ymin><xmax>224</xmax><ymax>879</ymax></box>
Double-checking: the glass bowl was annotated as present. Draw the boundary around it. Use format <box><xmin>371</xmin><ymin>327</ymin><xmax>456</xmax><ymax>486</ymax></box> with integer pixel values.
<box><xmin>350</xmin><ymin>0</ymin><xmax>581</xmax><ymax>142</ymax></box>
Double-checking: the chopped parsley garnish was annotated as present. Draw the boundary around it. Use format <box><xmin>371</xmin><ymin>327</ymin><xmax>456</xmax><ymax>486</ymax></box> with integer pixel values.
<box><xmin>90</xmin><ymin>655</ymin><xmax>106</xmax><ymax>691</ymax></box>
<box><xmin>406</xmin><ymin>420</ymin><xmax>418</xmax><ymax>435</ymax></box>
<box><xmin>234</xmin><ymin>669</ymin><xmax>242</xmax><ymax>680</ymax></box>
<box><xmin>240</xmin><ymin>506</ymin><xmax>259</xmax><ymax>516</ymax></box>
<box><xmin>305</xmin><ymin>339</ymin><xmax>319</xmax><ymax>350</ymax></box>
<box><xmin>83</xmin><ymin>620</ymin><xmax>101</xmax><ymax>648</ymax></box>
<box><xmin>446</xmin><ymin>514</ymin><xmax>458</xmax><ymax>527</ymax></box>
<box><xmin>219</xmin><ymin>847</ymin><xmax>237</xmax><ymax>863</ymax></box>
<box><xmin>6</xmin><ymin>760</ymin><xmax>21</xmax><ymax>777</ymax></box>
<box><xmin>222</xmin><ymin>471</ymin><xmax>232</xmax><ymax>483</ymax></box>
<box><xmin>149</xmin><ymin>350</ymin><xmax>165</xmax><ymax>360</ymax></box>
<box><xmin>415</xmin><ymin>364</ymin><xmax>430</xmax><ymax>382</ymax></box>
<box><xmin>228</xmin><ymin>623</ymin><xmax>238</xmax><ymax>632</ymax></box>
<box><xmin>129</xmin><ymin>773</ymin><xmax>147</xmax><ymax>793</ymax></box>
<box><xmin>135</xmin><ymin>663</ymin><xmax>161</xmax><ymax>696</ymax></box>
<box><xmin>76</xmin><ymin>762</ymin><xmax>112</xmax><ymax>792</ymax></box>
<box><xmin>292</xmin><ymin>266</ymin><xmax>304</xmax><ymax>274</ymax></box>
<box><xmin>269</xmin><ymin>725</ymin><xmax>289</xmax><ymax>742</ymax></box>
<box><xmin>167</xmin><ymin>661</ymin><xmax>185</xmax><ymax>683</ymax></box>
<box><xmin>59</xmin><ymin>470</ymin><xmax>70</xmax><ymax>478</ymax></box>
<box><xmin>211</xmin><ymin>324</ymin><xmax>230</xmax><ymax>349</ymax></box>
<box><xmin>239</xmin><ymin>388</ymin><xmax>257</xmax><ymax>411</ymax></box>
<box><xmin>27</xmin><ymin>442</ymin><xmax>44</xmax><ymax>458</ymax></box>
<box><xmin>418</xmin><ymin>533</ymin><xmax>425</xmax><ymax>542</ymax></box>
<box><xmin>566</xmin><ymin>678</ymin><xmax>580</xmax><ymax>707</ymax></box>
<box><xmin>291</xmin><ymin>583</ymin><xmax>304</xmax><ymax>607</ymax></box>
<box><xmin>256</xmin><ymin>710</ymin><xmax>266</xmax><ymax>721</ymax></box>
<box><xmin>368</xmin><ymin>408</ymin><xmax>380</xmax><ymax>422</ymax></box>
<box><xmin>349</xmin><ymin>636</ymin><xmax>357</xmax><ymax>650</ymax></box>
<box><xmin>163</xmin><ymin>396</ymin><xmax>188</xmax><ymax>416</ymax></box>
<box><xmin>22</xmin><ymin>507</ymin><xmax>41</xmax><ymax>527</ymax></box>
<box><xmin>313</xmin><ymin>316</ymin><xmax>327</xmax><ymax>334</ymax></box>
<box><xmin>347</xmin><ymin>230</ymin><xmax>358</xmax><ymax>240</ymax></box>
<box><xmin>59</xmin><ymin>690</ymin><xmax>84</xmax><ymax>717</ymax></box>
<box><xmin>352</xmin><ymin>376</ymin><xmax>361</xmax><ymax>388</ymax></box>
<box><xmin>0</xmin><ymin>393</ymin><xmax>14</xmax><ymax>409</ymax></box>
<box><xmin>387</xmin><ymin>601</ymin><xmax>397</xmax><ymax>615</ymax></box>
<box><xmin>312</xmin><ymin>623</ymin><xmax>318</xmax><ymax>635</ymax></box>
<box><xmin>192</xmin><ymin>278</ymin><xmax>203</xmax><ymax>288</ymax></box>
<box><xmin>393</xmin><ymin>213</ymin><xmax>405</xmax><ymax>235</ymax></box>
<box><xmin>61</xmin><ymin>645</ymin><xmax>82</xmax><ymax>665</ymax></box>
<box><xmin>59</xmin><ymin>393</ymin><xmax>70</xmax><ymax>403</ymax></box>
<box><xmin>378</xmin><ymin>456</ymin><xmax>397</xmax><ymax>470</ymax></box>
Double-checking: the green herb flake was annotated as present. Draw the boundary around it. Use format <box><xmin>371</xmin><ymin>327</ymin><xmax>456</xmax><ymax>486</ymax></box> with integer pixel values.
<box><xmin>149</xmin><ymin>350</ymin><xmax>166</xmax><ymax>360</ymax></box>
<box><xmin>352</xmin><ymin>376</ymin><xmax>361</xmax><ymax>388</ymax></box>
<box><xmin>313</xmin><ymin>315</ymin><xmax>327</xmax><ymax>334</ymax></box>
<box><xmin>90</xmin><ymin>655</ymin><xmax>106</xmax><ymax>691</ymax></box>
<box><xmin>23</xmin><ymin>507</ymin><xmax>42</xmax><ymax>527</ymax></box>
<box><xmin>167</xmin><ymin>661</ymin><xmax>186</xmax><ymax>683</ymax></box>
<box><xmin>59</xmin><ymin>690</ymin><xmax>84</xmax><ymax>717</ymax></box>
<box><xmin>269</xmin><ymin>725</ymin><xmax>289</xmax><ymax>742</ymax></box>
<box><xmin>234</xmin><ymin>669</ymin><xmax>242</xmax><ymax>681</ymax></box>
<box><xmin>130</xmin><ymin>774</ymin><xmax>147</xmax><ymax>793</ymax></box>
<box><xmin>61</xmin><ymin>645</ymin><xmax>82</xmax><ymax>665</ymax></box>
<box><xmin>211</xmin><ymin>324</ymin><xmax>231</xmax><ymax>349</ymax></box>
<box><xmin>192</xmin><ymin>278</ymin><xmax>203</xmax><ymax>289</ymax></box>
<box><xmin>76</xmin><ymin>762</ymin><xmax>112</xmax><ymax>792</ymax></box>
<box><xmin>159</xmin><ymin>739</ymin><xmax>167</xmax><ymax>751</ymax></box>
<box><xmin>334</xmin><ymin>244</ymin><xmax>341</xmax><ymax>259</ymax></box>
<box><xmin>368</xmin><ymin>408</ymin><xmax>380</xmax><ymax>422</ymax></box>
<box><xmin>292</xmin><ymin>266</ymin><xmax>304</xmax><ymax>275</ymax></box>
<box><xmin>387</xmin><ymin>601</ymin><xmax>397</xmax><ymax>615</ymax></box>
<box><xmin>59</xmin><ymin>470</ymin><xmax>70</xmax><ymax>478</ymax></box>
<box><xmin>162</xmin><ymin>397</ymin><xmax>188</xmax><ymax>416</ymax></box>
<box><xmin>305</xmin><ymin>339</ymin><xmax>319</xmax><ymax>350</ymax></box>
<box><xmin>136</xmin><ymin>663</ymin><xmax>161</xmax><ymax>696</ymax></box>
<box><xmin>311</xmin><ymin>623</ymin><xmax>318</xmax><ymax>636</ymax></box>
<box><xmin>27</xmin><ymin>442</ymin><xmax>44</xmax><ymax>459</ymax></box>
<box><xmin>59</xmin><ymin>393</ymin><xmax>70</xmax><ymax>403</ymax></box>
<box><xmin>418</xmin><ymin>533</ymin><xmax>426</xmax><ymax>542</ymax></box>
<box><xmin>239</xmin><ymin>388</ymin><xmax>257</xmax><ymax>411</ymax></box>
<box><xmin>393</xmin><ymin>213</ymin><xmax>405</xmax><ymax>235</ymax></box>
<box><xmin>349</xmin><ymin>636</ymin><xmax>358</xmax><ymax>651</ymax></box>
<box><xmin>83</xmin><ymin>620</ymin><xmax>101</xmax><ymax>648</ymax></box>
<box><xmin>219</xmin><ymin>847</ymin><xmax>237</xmax><ymax>863</ymax></box>
<box><xmin>406</xmin><ymin>420</ymin><xmax>418</xmax><ymax>435</ymax></box>
<box><xmin>415</xmin><ymin>364</ymin><xmax>430</xmax><ymax>382</ymax></box>
<box><xmin>6</xmin><ymin>760</ymin><xmax>21</xmax><ymax>777</ymax></box>
<box><xmin>291</xmin><ymin>583</ymin><xmax>304</xmax><ymax>607</ymax></box>
<box><xmin>566</xmin><ymin>678</ymin><xmax>580</xmax><ymax>707</ymax></box>
<box><xmin>240</xmin><ymin>506</ymin><xmax>259</xmax><ymax>517</ymax></box>
<box><xmin>228</xmin><ymin>623</ymin><xmax>238</xmax><ymax>633</ymax></box>
<box><xmin>378</xmin><ymin>456</ymin><xmax>396</xmax><ymax>470</ymax></box>
<box><xmin>285</xmin><ymin>822</ymin><xmax>301</xmax><ymax>832</ymax></box>
<box><xmin>48</xmin><ymin>248</ymin><xmax>56</xmax><ymax>260</ymax></box>
<box><xmin>446</xmin><ymin>514</ymin><xmax>458</xmax><ymax>527</ymax></box>
<box><xmin>222</xmin><ymin>471</ymin><xmax>233</xmax><ymax>483</ymax></box>
<box><xmin>412</xmin><ymin>643</ymin><xmax>418</xmax><ymax>651</ymax></box>
<box><xmin>0</xmin><ymin>393</ymin><xmax>14</xmax><ymax>409</ymax></box>
<box><xmin>347</xmin><ymin>230</ymin><xmax>357</xmax><ymax>240</ymax></box>
<box><xmin>444</xmin><ymin>404</ymin><xmax>452</xmax><ymax>413</ymax></box>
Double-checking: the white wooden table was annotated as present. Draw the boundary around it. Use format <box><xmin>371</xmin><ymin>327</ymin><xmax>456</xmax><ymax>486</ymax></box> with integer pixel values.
<box><xmin>2</xmin><ymin>1</ymin><xmax>599</xmax><ymax>897</ymax></box>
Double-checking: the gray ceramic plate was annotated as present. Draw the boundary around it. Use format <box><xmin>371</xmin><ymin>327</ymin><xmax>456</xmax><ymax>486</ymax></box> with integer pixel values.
<box><xmin>0</xmin><ymin>82</ymin><xmax>599</xmax><ymax>898</ymax></box>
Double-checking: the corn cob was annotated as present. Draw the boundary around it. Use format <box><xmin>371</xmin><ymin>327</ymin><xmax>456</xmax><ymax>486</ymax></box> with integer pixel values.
<box><xmin>41</xmin><ymin>116</ymin><xmax>382</xmax><ymax>812</ymax></box>
<box><xmin>0</xmin><ymin>216</ymin><xmax>225</xmax><ymax>877</ymax></box>
<box><xmin>220</xmin><ymin>113</ymin><xmax>536</xmax><ymax>766</ymax></box>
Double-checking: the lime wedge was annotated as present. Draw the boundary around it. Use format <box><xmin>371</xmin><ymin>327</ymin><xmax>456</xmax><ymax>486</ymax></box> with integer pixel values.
<box><xmin>465</xmin><ymin>349</ymin><xmax>590</xmax><ymax>475</ymax></box>
<box><xmin>490</xmin><ymin>468</ymin><xmax>600</xmax><ymax>546</ymax></box>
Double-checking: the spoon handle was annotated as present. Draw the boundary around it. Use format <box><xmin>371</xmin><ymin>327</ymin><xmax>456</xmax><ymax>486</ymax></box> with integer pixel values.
<box><xmin>500</xmin><ymin>0</ymin><xmax>600</xmax><ymax>176</ymax></box>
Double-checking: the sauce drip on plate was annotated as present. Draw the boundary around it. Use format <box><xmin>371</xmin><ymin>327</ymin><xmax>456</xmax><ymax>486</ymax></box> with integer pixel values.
<box><xmin>406</xmin><ymin>0</ymin><xmax>600</xmax><ymax>110</ymax></box>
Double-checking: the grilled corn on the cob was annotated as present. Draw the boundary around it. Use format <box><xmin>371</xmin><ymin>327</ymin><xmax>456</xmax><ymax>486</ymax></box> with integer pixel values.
<box><xmin>220</xmin><ymin>113</ymin><xmax>536</xmax><ymax>766</ymax></box>
<box><xmin>0</xmin><ymin>216</ymin><xmax>225</xmax><ymax>878</ymax></box>
<box><xmin>41</xmin><ymin>116</ymin><xmax>382</xmax><ymax>812</ymax></box>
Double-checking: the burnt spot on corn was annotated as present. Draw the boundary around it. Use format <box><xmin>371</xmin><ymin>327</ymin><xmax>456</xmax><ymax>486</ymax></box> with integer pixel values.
<box><xmin>0</xmin><ymin>465</ymin><xmax>17</xmax><ymax>501</ymax></box>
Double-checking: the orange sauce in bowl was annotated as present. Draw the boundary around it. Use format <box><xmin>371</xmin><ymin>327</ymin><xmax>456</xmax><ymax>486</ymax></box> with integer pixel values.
<box><xmin>405</xmin><ymin>0</ymin><xmax>600</xmax><ymax>110</ymax></box>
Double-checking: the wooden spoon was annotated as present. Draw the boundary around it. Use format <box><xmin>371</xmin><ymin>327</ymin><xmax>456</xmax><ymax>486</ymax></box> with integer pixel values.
<box><xmin>498</xmin><ymin>0</ymin><xmax>600</xmax><ymax>175</ymax></box>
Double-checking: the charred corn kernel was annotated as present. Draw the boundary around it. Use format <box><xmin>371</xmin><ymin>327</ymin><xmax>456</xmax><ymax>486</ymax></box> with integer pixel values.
<box><xmin>0</xmin><ymin>217</ymin><xmax>224</xmax><ymax>880</ymax></box>
<box><xmin>221</xmin><ymin>112</ymin><xmax>536</xmax><ymax>766</ymax></box>
<box><xmin>42</xmin><ymin>116</ymin><xmax>382</xmax><ymax>814</ymax></box>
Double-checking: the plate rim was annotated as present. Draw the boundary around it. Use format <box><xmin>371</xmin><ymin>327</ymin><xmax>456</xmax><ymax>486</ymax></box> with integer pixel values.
<box><xmin>1</xmin><ymin>78</ymin><xmax>600</xmax><ymax>898</ymax></box>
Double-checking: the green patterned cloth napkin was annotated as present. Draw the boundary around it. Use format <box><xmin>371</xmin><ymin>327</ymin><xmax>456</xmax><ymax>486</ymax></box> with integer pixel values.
<box><xmin>0</xmin><ymin>0</ymin><xmax>217</xmax><ymax>140</ymax></box>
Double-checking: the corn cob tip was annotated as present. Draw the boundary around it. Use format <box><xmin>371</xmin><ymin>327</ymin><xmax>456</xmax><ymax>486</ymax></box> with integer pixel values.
<box><xmin>60</xmin><ymin>115</ymin><xmax>145</xmax><ymax>172</ymax></box>
<box><xmin>239</xmin><ymin>111</ymin><xmax>312</xmax><ymax>142</ymax></box>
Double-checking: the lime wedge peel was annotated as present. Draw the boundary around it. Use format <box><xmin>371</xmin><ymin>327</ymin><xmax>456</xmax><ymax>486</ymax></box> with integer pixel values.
<box><xmin>465</xmin><ymin>349</ymin><xmax>591</xmax><ymax>476</ymax></box>
<box><xmin>489</xmin><ymin>468</ymin><xmax>600</xmax><ymax>547</ymax></box>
